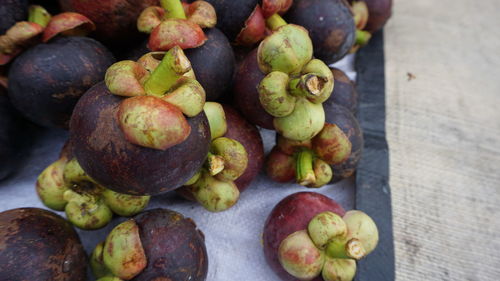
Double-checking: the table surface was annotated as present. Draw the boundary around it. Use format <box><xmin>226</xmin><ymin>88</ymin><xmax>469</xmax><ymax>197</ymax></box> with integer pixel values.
<box><xmin>385</xmin><ymin>0</ymin><xmax>500</xmax><ymax>280</ymax></box>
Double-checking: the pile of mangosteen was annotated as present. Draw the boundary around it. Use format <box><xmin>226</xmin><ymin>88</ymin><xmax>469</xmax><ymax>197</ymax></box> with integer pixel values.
<box><xmin>0</xmin><ymin>0</ymin><xmax>392</xmax><ymax>280</ymax></box>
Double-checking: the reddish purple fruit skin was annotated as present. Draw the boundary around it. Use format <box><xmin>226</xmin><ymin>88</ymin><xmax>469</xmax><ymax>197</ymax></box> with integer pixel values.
<box><xmin>222</xmin><ymin>104</ymin><xmax>264</xmax><ymax>192</ymax></box>
<box><xmin>69</xmin><ymin>82</ymin><xmax>211</xmax><ymax>196</ymax></box>
<box><xmin>132</xmin><ymin>208</ymin><xmax>208</xmax><ymax>281</ymax></box>
<box><xmin>285</xmin><ymin>0</ymin><xmax>355</xmax><ymax>64</ymax></box>
<box><xmin>349</xmin><ymin>0</ymin><xmax>392</xmax><ymax>32</ymax></box>
<box><xmin>233</xmin><ymin>48</ymin><xmax>274</xmax><ymax>129</ymax></box>
<box><xmin>0</xmin><ymin>208</ymin><xmax>87</xmax><ymax>281</ymax></box>
<box><xmin>59</xmin><ymin>0</ymin><xmax>158</xmax><ymax>46</ymax></box>
<box><xmin>325</xmin><ymin>67</ymin><xmax>358</xmax><ymax>114</ymax></box>
<box><xmin>323</xmin><ymin>103</ymin><xmax>364</xmax><ymax>183</ymax></box>
<box><xmin>263</xmin><ymin>192</ymin><xmax>345</xmax><ymax>281</ymax></box>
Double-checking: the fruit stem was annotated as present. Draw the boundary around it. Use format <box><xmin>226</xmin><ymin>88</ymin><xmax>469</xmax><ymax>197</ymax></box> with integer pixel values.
<box><xmin>207</xmin><ymin>152</ymin><xmax>225</xmax><ymax>175</ymax></box>
<box><xmin>28</xmin><ymin>5</ymin><xmax>51</xmax><ymax>27</ymax></box>
<box><xmin>295</xmin><ymin>149</ymin><xmax>316</xmax><ymax>186</ymax></box>
<box><xmin>161</xmin><ymin>0</ymin><xmax>187</xmax><ymax>19</ymax></box>
<box><xmin>355</xmin><ymin>30</ymin><xmax>372</xmax><ymax>46</ymax></box>
<box><xmin>325</xmin><ymin>237</ymin><xmax>367</xmax><ymax>260</ymax></box>
<box><xmin>266</xmin><ymin>13</ymin><xmax>287</xmax><ymax>30</ymax></box>
<box><xmin>288</xmin><ymin>74</ymin><xmax>327</xmax><ymax>98</ymax></box>
<box><xmin>144</xmin><ymin>46</ymin><xmax>192</xmax><ymax>96</ymax></box>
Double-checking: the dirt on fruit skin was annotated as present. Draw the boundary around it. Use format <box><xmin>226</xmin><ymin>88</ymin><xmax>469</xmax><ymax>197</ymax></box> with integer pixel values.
<box><xmin>0</xmin><ymin>208</ymin><xmax>87</xmax><ymax>281</ymax></box>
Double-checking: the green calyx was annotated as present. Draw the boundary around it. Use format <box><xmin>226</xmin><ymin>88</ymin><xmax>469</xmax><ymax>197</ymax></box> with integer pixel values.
<box><xmin>160</xmin><ymin>0</ymin><xmax>187</xmax><ymax>19</ymax></box>
<box><xmin>102</xmin><ymin>189</ymin><xmax>150</xmax><ymax>217</ymax></box>
<box><xmin>311</xmin><ymin>123</ymin><xmax>352</xmax><ymax>165</ymax></box>
<box><xmin>293</xmin><ymin>148</ymin><xmax>332</xmax><ymax>188</ymax></box>
<box><xmin>186</xmin><ymin>170</ymin><xmax>240</xmax><ymax>212</ymax></box>
<box><xmin>28</xmin><ymin>5</ymin><xmax>51</xmax><ymax>27</ymax></box>
<box><xmin>36</xmin><ymin>157</ymin><xmax>69</xmax><ymax>210</ymax></box>
<box><xmin>295</xmin><ymin>149</ymin><xmax>316</xmax><ymax>186</ymax></box>
<box><xmin>210</xmin><ymin>137</ymin><xmax>248</xmax><ymax>182</ymax></box>
<box><xmin>91</xmin><ymin>242</ymin><xmax>113</xmax><ymax>279</ymax></box>
<box><xmin>183</xmin><ymin>135</ymin><xmax>248</xmax><ymax>212</ymax></box>
<box><xmin>105</xmin><ymin>48</ymin><xmax>206</xmax><ymax>151</ymax></box>
<box><xmin>308</xmin><ymin>212</ymin><xmax>347</xmax><ymax>250</ymax></box>
<box><xmin>278</xmin><ymin>211</ymin><xmax>378</xmax><ymax>280</ymax></box>
<box><xmin>162</xmin><ymin>77</ymin><xmax>206</xmax><ymax>117</ymax></box>
<box><xmin>257</xmin><ymin>24</ymin><xmax>313</xmax><ymax>74</ymax></box>
<box><xmin>203</xmin><ymin>102</ymin><xmax>228</xmax><ymax>140</ymax></box>
<box><xmin>322</xmin><ymin>258</ymin><xmax>357</xmax><ymax>281</ymax></box>
<box><xmin>278</xmin><ymin>230</ymin><xmax>325</xmax><ymax>280</ymax></box>
<box><xmin>274</xmin><ymin>97</ymin><xmax>325</xmax><ymax>141</ymax></box>
<box><xmin>343</xmin><ymin>210</ymin><xmax>379</xmax><ymax>255</ymax></box>
<box><xmin>144</xmin><ymin>46</ymin><xmax>192</xmax><ymax>96</ymax></box>
<box><xmin>266</xmin><ymin>13</ymin><xmax>287</xmax><ymax>31</ymax></box>
<box><xmin>36</xmin><ymin>158</ymin><xmax>149</xmax><ymax>230</ymax></box>
<box><xmin>103</xmin><ymin>220</ymin><xmax>147</xmax><ymax>280</ymax></box>
<box><xmin>258</xmin><ymin>71</ymin><xmax>296</xmax><ymax>117</ymax></box>
<box><xmin>299</xmin><ymin>59</ymin><xmax>334</xmax><ymax>103</ymax></box>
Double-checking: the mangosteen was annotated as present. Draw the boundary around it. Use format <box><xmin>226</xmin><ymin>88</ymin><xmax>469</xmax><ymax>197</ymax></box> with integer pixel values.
<box><xmin>91</xmin><ymin>208</ymin><xmax>208</xmax><ymax>280</ymax></box>
<box><xmin>0</xmin><ymin>208</ymin><xmax>87</xmax><ymax>280</ymax></box>
<box><xmin>0</xmin><ymin>0</ymin><xmax>29</xmax><ymax>34</ymax></box>
<box><xmin>263</xmin><ymin>192</ymin><xmax>378</xmax><ymax>281</ymax></box>
<box><xmin>234</xmin><ymin>22</ymin><xmax>336</xmax><ymax>142</ymax></box>
<box><xmin>70</xmin><ymin>82</ymin><xmax>210</xmax><ymax>195</ymax></box>
<box><xmin>285</xmin><ymin>0</ymin><xmax>356</xmax><ymax>64</ymax></box>
<box><xmin>266</xmin><ymin>103</ymin><xmax>363</xmax><ymax>186</ymax></box>
<box><xmin>8</xmin><ymin>36</ymin><xmax>115</xmax><ymax>128</ymax></box>
<box><xmin>200</xmin><ymin>0</ymin><xmax>265</xmax><ymax>45</ymax></box>
<box><xmin>185</xmin><ymin>28</ymin><xmax>235</xmax><ymax>100</ymax></box>
<box><xmin>349</xmin><ymin>0</ymin><xmax>392</xmax><ymax>32</ymax></box>
<box><xmin>233</xmin><ymin>48</ymin><xmax>274</xmax><ymax>129</ymax></box>
<box><xmin>324</xmin><ymin>67</ymin><xmax>358</xmax><ymax>114</ymax></box>
<box><xmin>70</xmin><ymin>47</ymin><xmax>211</xmax><ymax>196</ymax></box>
<box><xmin>0</xmin><ymin>94</ymin><xmax>20</xmax><ymax>180</ymax></box>
<box><xmin>324</xmin><ymin>103</ymin><xmax>363</xmax><ymax>183</ymax></box>
<box><xmin>222</xmin><ymin>104</ymin><xmax>264</xmax><ymax>191</ymax></box>
<box><xmin>135</xmin><ymin>1</ymin><xmax>236</xmax><ymax>101</ymax></box>
<box><xmin>58</xmin><ymin>0</ymin><xmax>158</xmax><ymax>47</ymax></box>
<box><xmin>177</xmin><ymin>102</ymin><xmax>263</xmax><ymax>212</ymax></box>
<box><xmin>37</xmin><ymin>142</ymin><xmax>151</xmax><ymax>230</ymax></box>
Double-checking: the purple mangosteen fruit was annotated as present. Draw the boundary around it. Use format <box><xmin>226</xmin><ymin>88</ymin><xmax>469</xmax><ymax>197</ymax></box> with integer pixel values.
<box><xmin>0</xmin><ymin>207</ymin><xmax>87</xmax><ymax>280</ymax></box>
<box><xmin>8</xmin><ymin>36</ymin><xmax>115</xmax><ymax>128</ymax></box>
<box><xmin>90</xmin><ymin>208</ymin><xmax>208</xmax><ymax>281</ymax></box>
<box><xmin>263</xmin><ymin>192</ymin><xmax>379</xmax><ymax>281</ymax></box>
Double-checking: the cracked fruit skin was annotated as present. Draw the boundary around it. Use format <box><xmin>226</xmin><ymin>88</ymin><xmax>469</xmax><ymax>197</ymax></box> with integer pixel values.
<box><xmin>96</xmin><ymin>208</ymin><xmax>208</xmax><ymax>280</ymax></box>
<box><xmin>70</xmin><ymin>82</ymin><xmax>211</xmax><ymax>196</ymax></box>
<box><xmin>323</xmin><ymin>103</ymin><xmax>364</xmax><ymax>183</ymax></box>
<box><xmin>0</xmin><ymin>208</ymin><xmax>87</xmax><ymax>280</ymax></box>
<box><xmin>286</xmin><ymin>0</ymin><xmax>356</xmax><ymax>64</ymax></box>
<box><xmin>0</xmin><ymin>0</ymin><xmax>28</xmax><ymax>34</ymax></box>
<box><xmin>8</xmin><ymin>36</ymin><xmax>115</xmax><ymax>128</ymax></box>
<box><xmin>263</xmin><ymin>192</ymin><xmax>345</xmax><ymax>281</ymax></box>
